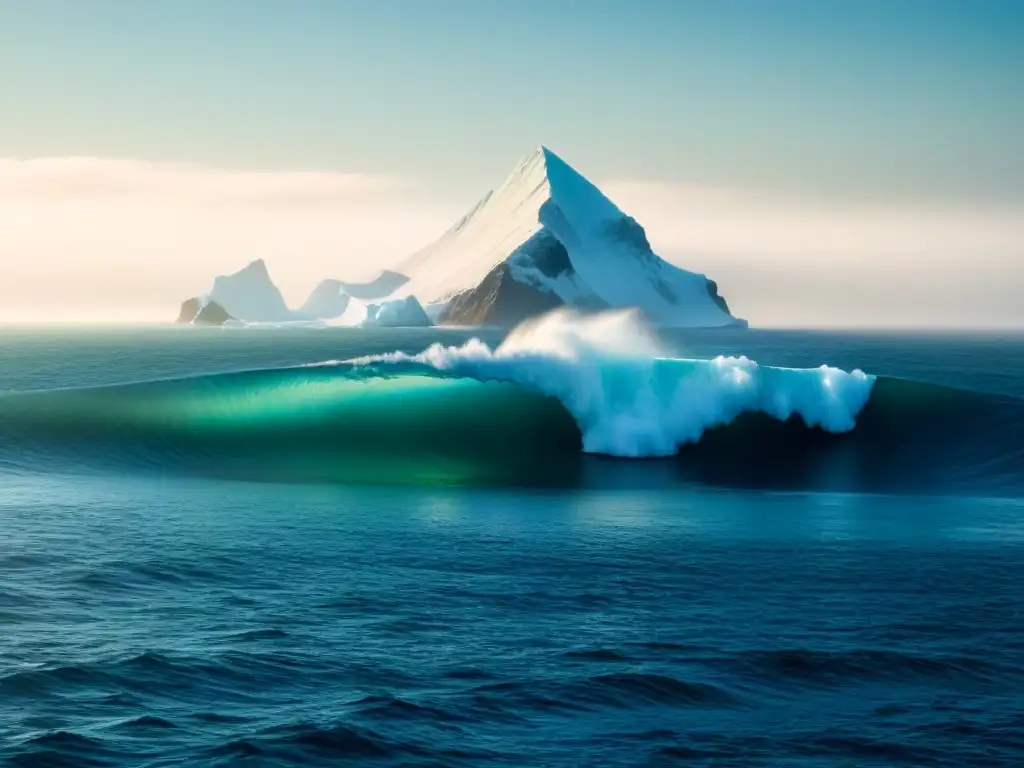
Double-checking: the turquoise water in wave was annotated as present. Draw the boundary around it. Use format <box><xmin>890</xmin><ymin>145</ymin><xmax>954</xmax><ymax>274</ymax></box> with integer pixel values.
<box><xmin>1</xmin><ymin>326</ymin><xmax>1023</xmax><ymax>766</ymax></box>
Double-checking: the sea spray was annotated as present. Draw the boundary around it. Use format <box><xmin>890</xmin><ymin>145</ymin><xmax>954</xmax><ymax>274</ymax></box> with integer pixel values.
<box><xmin>356</xmin><ymin>309</ymin><xmax>875</xmax><ymax>457</ymax></box>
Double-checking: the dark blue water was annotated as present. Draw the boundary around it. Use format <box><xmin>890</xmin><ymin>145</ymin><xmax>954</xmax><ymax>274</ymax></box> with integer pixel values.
<box><xmin>1</xmin><ymin>326</ymin><xmax>1023</xmax><ymax>766</ymax></box>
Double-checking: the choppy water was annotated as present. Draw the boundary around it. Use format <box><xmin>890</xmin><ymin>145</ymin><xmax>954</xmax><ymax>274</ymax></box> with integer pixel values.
<box><xmin>1</xmin><ymin>325</ymin><xmax>1023</xmax><ymax>766</ymax></box>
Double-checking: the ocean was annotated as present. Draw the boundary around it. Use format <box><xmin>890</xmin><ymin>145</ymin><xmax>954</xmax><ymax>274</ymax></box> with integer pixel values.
<box><xmin>1</xmin><ymin>323</ymin><xmax>1023</xmax><ymax>767</ymax></box>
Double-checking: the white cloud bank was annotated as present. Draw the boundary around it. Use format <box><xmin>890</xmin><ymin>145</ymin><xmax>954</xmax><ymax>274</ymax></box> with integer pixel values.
<box><xmin>0</xmin><ymin>157</ymin><xmax>1021</xmax><ymax>327</ymax></box>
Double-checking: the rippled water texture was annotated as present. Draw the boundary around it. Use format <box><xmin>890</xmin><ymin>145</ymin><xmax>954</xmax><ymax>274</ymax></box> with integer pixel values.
<box><xmin>1</xmin><ymin>325</ymin><xmax>1023</xmax><ymax>766</ymax></box>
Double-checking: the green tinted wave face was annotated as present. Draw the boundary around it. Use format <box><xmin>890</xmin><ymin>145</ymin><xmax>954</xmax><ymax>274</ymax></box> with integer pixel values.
<box><xmin>0</xmin><ymin>371</ymin><xmax>583</xmax><ymax>487</ymax></box>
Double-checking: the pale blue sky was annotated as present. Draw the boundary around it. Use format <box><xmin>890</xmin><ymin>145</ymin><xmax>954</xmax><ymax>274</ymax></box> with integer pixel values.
<box><xmin>2</xmin><ymin>0</ymin><xmax>1022</xmax><ymax>199</ymax></box>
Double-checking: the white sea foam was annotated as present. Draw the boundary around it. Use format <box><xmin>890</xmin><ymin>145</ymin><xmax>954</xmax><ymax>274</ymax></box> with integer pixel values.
<box><xmin>358</xmin><ymin>309</ymin><xmax>875</xmax><ymax>457</ymax></box>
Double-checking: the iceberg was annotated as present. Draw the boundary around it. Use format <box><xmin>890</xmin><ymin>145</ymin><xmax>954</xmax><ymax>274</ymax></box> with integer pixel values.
<box><xmin>335</xmin><ymin>296</ymin><xmax>432</xmax><ymax>328</ymax></box>
<box><xmin>298</xmin><ymin>270</ymin><xmax>410</xmax><ymax>320</ymax></box>
<box><xmin>172</xmin><ymin>146</ymin><xmax>744</xmax><ymax>330</ymax></box>
<box><xmin>299</xmin><ymin>279</ymin><xmax>350</xmax><ymax>320</ymax></box>
<box><xmin>393</xmin><ymin>146</ymin><xmax>745</xmax><ymax>328</ymax></box>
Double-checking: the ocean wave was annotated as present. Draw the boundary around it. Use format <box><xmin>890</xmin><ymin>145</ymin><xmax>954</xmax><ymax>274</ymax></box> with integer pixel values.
<box><xmin>0</xmin><ymin>649</ymin><xmax>344</xmax><ymax>705</ymax></box>
<box><xmin>715</xmin><ymin>648</ymin><xmax>1019</xmax><ymax>690</ymax></box>
<box><xmin>10</xmin><ymin>730</ymin><xmax>118</xmax><ymax>768</ymax></box>
<box><xmin>563</xmin><ymin>648</ymin><xmax>630</xmax><ymax>662</ymax></box>
<box><xmin>0</xmin><ymin>309</ymin><xmax>1021</xmax><ymax>495</ymax></box>
<box><xmin>352</xmin><ymin>693</ymin><xmax>476</xmax><ymax>724</ymax></box>
<box><xmin>563</xmin><ymin>671</ymin><xmax>738</xmax><ymax>708</ymax></box>
<box><xmin>109</xmin><ymin>714</ymin><xmax>178</xmax><ymax>730</ymax></box>
<box><xmin>353</xmin><ymin>308</ymin><xmax>875</xmax><ymax>457</ymax></box>
<box><xmin>463</xmin><ymin>671</ymin><xmax>738</xmax><ymax>718</ymax></box>
<box><xmin>260</xmin><ymin>721</ymin><xmax>398</xmax><ymax>759</ymax></box>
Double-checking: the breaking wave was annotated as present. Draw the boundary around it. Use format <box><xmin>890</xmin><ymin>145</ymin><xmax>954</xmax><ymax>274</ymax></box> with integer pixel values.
<box><xmin>0</xmin><ymin>309</ymin><xmax>1021</xmax><ymax>495</ymax></box>
<box><xmin>353</xmin><ymin>309</ymin><xmax>874</xmax><ymax>457</ymax></box>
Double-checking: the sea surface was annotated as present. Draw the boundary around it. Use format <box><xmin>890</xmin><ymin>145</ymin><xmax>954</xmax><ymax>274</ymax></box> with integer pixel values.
<box><xmin>1</xmin><ymin>324</ymin><xmax>1023</xmax><ymax>767</ymax></box>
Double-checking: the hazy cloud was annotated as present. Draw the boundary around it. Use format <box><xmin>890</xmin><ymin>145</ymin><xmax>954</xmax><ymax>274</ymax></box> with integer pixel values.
<box><xmin>0</xmin><ymin>157</ymin><xmax>461</xmax><ymax>321</ymax></box>
<box><xmin>0</xmin><ymin>157</ymin><xmax>409</xmax><ymax>206</ymax></box>
<box><xmin>0</xmin><ymin>158</ymin><xmax>1021</xmax><ymax>326</ymax></box>
<box><xmin>604</xmin><ymin>181</ymin><xmax>1024</xmax><ymax>327</ymax></box>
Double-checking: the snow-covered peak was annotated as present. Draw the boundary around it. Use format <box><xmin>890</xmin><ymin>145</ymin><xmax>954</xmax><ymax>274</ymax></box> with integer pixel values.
<box><xmin>393</xmin><ymin>146</ymin><xmax>743</xmax><ymax>328</ymax></box>
<box><xmin>540</xmin><ymin>146</ymin><xmax>624</xmax><ymax>224</ymax></box>
<box><xmin>395</xmin><ymin>147</ymin><xmax>566</xmax><ymax>301</ymax></box>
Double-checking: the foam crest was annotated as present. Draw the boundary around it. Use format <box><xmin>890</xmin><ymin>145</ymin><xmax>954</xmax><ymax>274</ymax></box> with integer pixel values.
<box><xmin>497</xmin><ymin>307</ymin><xmax>665</xmax><ymax>359</ymax></box>
<box><xmin>359</xmin><ymin>309</ymin><xmax>875</xmax><ymax>457</ymax></box>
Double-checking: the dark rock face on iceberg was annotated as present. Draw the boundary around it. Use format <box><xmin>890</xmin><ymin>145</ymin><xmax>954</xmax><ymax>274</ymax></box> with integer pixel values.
<box><xmin>176</xmin><ymin>298</ymin><xmax>233</xmax><ymax>326</ymax></box>
<box><xmin>439</xmin><ymin>262</ymin><xmax>566</xmax><ymax>327</ymax></box>
<box><xmin>705</xmin><ymin>279</ymin><xmax>732</xmax><ymax>315</ymax></box>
